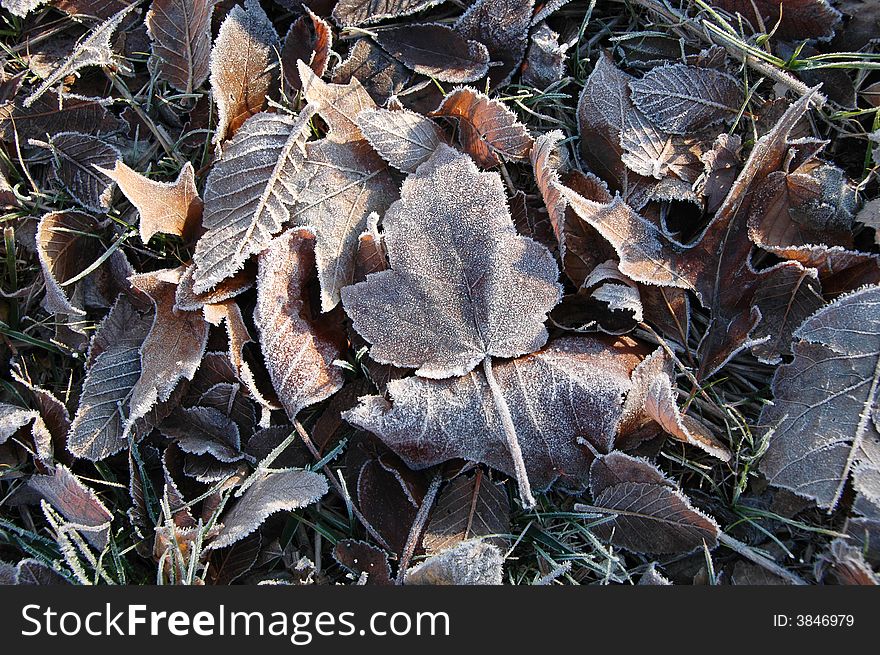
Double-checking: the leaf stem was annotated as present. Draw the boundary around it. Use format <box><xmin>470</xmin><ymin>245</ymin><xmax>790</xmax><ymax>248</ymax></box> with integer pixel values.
<box><xmin>482</xmin><ymin>357</ymin><xmax>537</xmax><ymax>509</ymax></box>
<box><xmin>395</xmin><ymin>471</ymin><xmax>443</xmax><ymax>585</ymax></box>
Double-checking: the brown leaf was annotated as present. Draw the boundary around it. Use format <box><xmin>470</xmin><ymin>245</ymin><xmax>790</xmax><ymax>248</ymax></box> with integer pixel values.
<box><xmin>299</xmin><ymin>61</ymin><xmax>376</xmax><ymax>144</ymax></box>
<box><xmin>174</xmin><ymin>261</ymin><xmax>255</xmax><ymax>312</ymax></box>
<box><xmin>0</xmin><ymin>93</ymin><xmax>123</xmax><ymax>142</ymax></box>
<box><xmin>254</xmin><ymin>227</ymin><xmax>345</xmax><ymax>421</ymax></box>
<box><xmin>432</xmin><ymin>87</ymin><xmax>534</xmax><ymax>167</ymax></box>
<box><xmin>454</xmin><ymin>0</ymin><xmax>533</xmax><ymax>88</ymax></box>
<box><xmin>281</xmin><ymin>7</ymin><xmax>333</xmax><ymax>95</ymax></box>
<box><xmin>97</xmin><ymin>161</ymin><xmax>202</xmax><ymax>243</ymax></box>
<box><xmin>161</xmin><ymin>406</ymin><xmax>243</xmax><ymax>463</ymax></box>
<box><xmin>332</xmin><ymin>0</ymin><xmax>446</xmax><ymax>27</ymax></box>
<box><xmin>32</xmin><ymin>132</ymin><xmax>120</xmax><ymax>212</ymax></box>
<box><xmin>373</xmin><ymin>24</ymin><xmax>490</xmax><ymax>84</ymax></box>
<box><xmin>146</xmin><ymin>0</ymin><xmax>218</xmax><ymax>94</ymax></box>
<box><xmin>333</xmin><ymin>539</ymin><xmax>393</xmax><ymax>585</ymax></box>
<box><xmin>712</xmin><ymin>0</ymin><xmax>841</xmax><ymax>41</ymax></box>
<box><xmin>522</xmin><ymin>22</ymin><xmax>567</xmax><ymax>90</ymax></box>
<box><xmin>209</xmin><ymin>0</ymin><xmax>279</xmax><ymax>144</ymax></box>
<box><xmin>356</xmin><ymin>107</ymin><xmax>446</xmax><ymax>174</ymax></box>
<box><xmin>331</xmin><ymin>38</ymin><xmax>409</xmax><ymax>106</ymax></box>
<box><xmin>404</xmin><ymin>539</ymin><xmax>503</xmax><ymax>585</ymax></box>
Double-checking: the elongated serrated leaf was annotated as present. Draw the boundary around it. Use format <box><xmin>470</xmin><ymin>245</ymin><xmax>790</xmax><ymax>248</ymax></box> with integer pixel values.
<box><xmin>454</xmin><ymin>0</ymin><xmax>533</xmax><ymax>88</ymax></box>
<box><xmin>432</xmin><ymin>87</ymin><xmax>534</xmax><ymax>167</ymax></box>
<box><xmin>23</xmin><ymin>3</ymin><xmax>136</xmax><ymax>107</ymax></box>
<box><xmin>405</xmin><ymin>539</ymin><xmax>503</xmax><ymax>585</ymax></box>
<box><xmin>209</xmin><ymin>0</ymin><xmax>278</xmax><ymax>143</ymax></box>
<box><xmin>147</xmin><ymin>0</ymin><xmax>217</xmax><ymax>93</ymax></box>
<box><xmin>760</xmin><ymin>285</ymin><xmax>880</xmax><ymax>510</ymax></box>
<box><xmin>345</xmin><ymin>336</ymin><xmax>644</xmax><ymax>492</ymax></box>
<box><xmin>424</xmin><ymin>472</ymin><xmax>510</xmax><ymax>554</ymax></box>
<box><xmin>342</xmin><ymin>144</ymin><xmax>559</xmax><ymax>377</ymax></box>
<box><xmin>211</xmin><ymin>469</ymin><xmax>328</xmax><ymax>549</ymax></box>
<box><xmin>356</xmin><ymin>107</ymin><xmax>445</xmax><ymax>173</ymax></box>
<box><xmin>192</xmin><ymin>108</ymin><xmax>314</xmax><ymax>293</ymax></box>
<box><xmin>33</xmin><ymin>132</ymin><xmax>120</xmax><ymax>212</ymax></box>
<box><xmin>332</xmin><ymin>0</ymin><xmax>446</xmax><ymax>27</ymax></box>
<box><xmin>628</xmin><ymin>64</ymin><xmax>743</xmax><ymax>134</ymax></box>
<box><xmin>373</xmin><ymin>24</ymin><xmax>490</xmax><ymax>84</ymax></box>
<box><xmin>255</xmin><ymin>228</ymin><xmax>345</xmax><ymax>420</ymax></box>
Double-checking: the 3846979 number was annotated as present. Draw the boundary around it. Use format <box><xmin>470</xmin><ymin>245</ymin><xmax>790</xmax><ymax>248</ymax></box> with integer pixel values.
<box><xmin>773</xmin><ymin>615</ymin><xmax>855</xmax><ymax>627</ymax></box>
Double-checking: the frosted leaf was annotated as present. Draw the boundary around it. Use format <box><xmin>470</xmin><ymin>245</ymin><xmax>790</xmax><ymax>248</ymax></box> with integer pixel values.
<box><xmin>583</xmin><ymin>259</ymin><xmax>644</xmax><ymax>332</ymax></box>
<box><xmin>161</xmin><ymin>406</ymin><xmax>243</xmax><ymax>463</ymax></box>
<box><xmin>344</xmin><ymin>336</ymin><xmax>643</xmax><ymax>492</ymax></box>
<box><xmin>281</xmin><ymin>7</ymin><xmax>332</xmax><ymax>95</ymax></box>
<box><xmin>23</xmin><ymin>3</ymin><xmax>136</xmax><ymax>107</ymax></box>
<box><xmin>293</xmin><ymin>138</ymin><xmax>398</xmax><ymax>311</ymax></box>
<box><xmin>331</xmin><ymin>39</ymin><xmax>408</xmax><ymax>106</ymax></box>
<box><xmin>454</xmin><ymin>0</ymin><xmax>533</xmax><ymax>88</ymax></box>
<box><xmin>355</xmin><ymin>107</ymin><xmax>446</xmax><ymax>173</ymax></box>
<box><xmin>333</xmin><ymin>539</ymin><xmax>393</xmax><ymax>585</ymax></box>
<box><xmin>712</xmin><ymin>0</ymin><xmax>841</xmax><ymax>41</ymax></box>
<box><xmin>373</xmin><ymin>24</ymin><xmax>490</xmax><ymax>84</ymax></box>
<box><xmin>0</xmin><ymin>403</ymin><xmax>39</xmax><ymax>445</ymax></box>
<box><xmin>818</xmin><ymin>538</ymin><xmax>879</xmax><ymax>585</ymax></box>
<box><xmin>32</xmin><ymin>132</ymin><xmax>120</xmax><ymax>212</ymax></box>
<box><xmin>254</xmin><ymin>228</ymin><xmax>345</xmax><ymax>420</ymax></box>
<box><xmin>639</xmin><ymin>563</ymin><xmax>672</xmax><ymax>585</ymax></box>
<box><xmin>628</xmin><ymin>64</ymin><xmax>743</xmax><ymax>134</ymax></box>
<box><xmin>581</xmin><ymin>452</ymin><xmax>720</xmax><ymax>554</ymax></box>
<box><xmin>0</xmin><ymin>93</ymin><xmax>123</xmax><ymax>142</ymax></box>
<box><xmin>28</xmin><ymin>464</ymin><xmax>112</xmax><ymax>550</ymax></box>
<box><xmin>619</xmin><ymin>108</ymin><xmax>704</xmax><ymax>183</ymax></box>
<box><xmin>342</xmin><ymin>144</ymin><xmax>560</xmax><ymax>377</ymax></box>
<box><xmin>332</xmin><ymin>0</ymin><xmax>446</xmax><ymax>27</ymax></box>
<box><xmin>9</xmin><ymin>361</ymin><xmax>69</xmax><ymax>462</ymax></box>
<box><xmin>15</xmin><ymin>560</ymin><xmax>69</xmax><ymax>585</ymax></box>
<box><xmin>1</xmin><ymin>0</ymin><xmax>48</xmax><ymax>17</ymax></box>
<box><xmin>522</xmin><ymin>22</ymin><xmax>568</xmax><ymax>90</ymax></box>
<box><xmin>128</xmin><ymin>269</ymin><xmax>209</xmax><ymax>433</ymax></box>
<box><xmin>759</xmin><ymin>285</ymin><xmax>880</xmax><ymax>510</ymax></box>
<box><xmin>209</xmin><ymin>0</ymin><xmax>279</xmax><ymax>144</ymax></box>
<box><xmin>198</xmin><ymin>382</ymin><xmax>256</xmax><ymax>435</ymax></box>
<box><xmin>211</xmin><ymin>469</ymin><xmax>328</xmax><ymax>549</ymax></box>
<box><xmin>432</xmin><ymin>87</ymin><xmax>534</xmax><ymax>168</ymax></box>
<box><xmin>192</xmin><ymin>107</ymin><xmax>314</xmax><ymax>293</ymax></box>
<box><xmin>423</xmin><ymin>472</ymin><xmax>510</xmax><ymax>555</ymax></box>
<box><xmin>97</xmin><ymin>161</ymin><xmax>202</xmax><ymax>243</ymax></box>
<box><xmin>54</xmin><ymin>0</ymin><xmax>131</xmax><ymax>18</ymax></box>
<box><xmin>405</xmin><ymin>539</ymin><xmax>503</xmax><ymax>585</ymax></box>
<box><xmin>146</xmin><ymin>0</ymin><xmax>217</xmax><ymax>93</ymax></box>
<box><xmin>299</xmin><ymin>62</ymin><xmax>375</xmax><ymax>144</ymax></box>
<box><xmin>174</xmin><ymin>262</ymin><xmax>255</xmax><ymax>313</ymax></box>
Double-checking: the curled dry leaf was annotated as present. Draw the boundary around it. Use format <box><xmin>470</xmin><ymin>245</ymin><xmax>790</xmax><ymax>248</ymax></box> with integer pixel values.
<box><xmin>254</xmin><ymin>227</ymin><xmax>345</xmax><ymax>421</ymax></box>
<box><xmin>209</xmin><ymin>0</ymin><xmax>279</xmax><ymax>144</ymax></box>
<box><xmin>760</xmin><ymin>285</ymin><xmax>880</xmax><ymax>511</ymax></box>
<box><xmin>192</xmin><ymin>107</ymin><xmax>314</xmax><ymax>293</ymax></box>
<box><xmin>628</xmin><ymin>64</ymin><xmax>743</xmax><ymax>134</ymax></box>
<box><xmin>580</xmin><ymin>451</ymin><xmax>720</xmax><ymax>554</ymax></box>
<box><xmin>146</xmin><ymin>0</ymin><xmax>217</xmax><ymax>94</ymax></box>
<box><xmin>332</xmin><ymin>0</ymin><xmax>446</xmax><ymax>27</ymax></box>
<box><xmin>522</xmin><ymin>22</ymin><xmax>567</xmax><ymax>90</ymax></box>
<box><xmin>97</xmin><ymin>161</ymin><xmax>202</xmax><ymax>243</ymax></box>
<box><xmin>373</xmin><ymin>24</ymin><xmax>490</xmax><ymax>84</ymax></box>
<box><xmin>37</xmin><ymin>210</ymin><xmax>101</xmax><ymax>318</ymax></box>
<box><xmin>454</xmin><ymin>0</ymin><xmax>533</xmax><ymax>88</ymax></box>
<box><xmin>161</xmin><ymin>406</ymin><xmax>243</xmax><ymax>463</ymax></box>
<box><xmin>281</xmin><ymin>7</ymin><xmax>333</xmax><ymax>95</ymax></box>
<box><xmin>0</xmin><ymin>403</ymin><xmax>40</xmax><ymax>446</ymax></box>
<box><xmin>404</xmin><ymin>539</ymin><xmax>504</xmax><ymax>585</ymax></box>
<box><xmin>210</xmin><ymin>468</ymin><xmax>328</xmax><ymax>549</ymax></box>
<box><xmin>432</xmin><ymin>87</ymin><xmax>534</xmax><ymax>168</ymax></box>
<box><xmin>174</xmin><ymin>261</ymin><xmax>255</xmax><ymax>313</ymax></box>
<box><xmin>33</xmin><ymin>132</ymin><xmax>120</xmax><ymax>212</ymax></box>
<box><xmin>345</xmin><ymin>336</ymin><xmax>645</xmax><ymax>493</ymax></box>
<box><xmin>23</xmin><ymin>3</ymin><xmax>137</xmax><ymax>107</ymax></box>
<box><xmin>28</xmin><ymin>464</ymin><xmax>112</xmax><ymax>550</ymax></box>
<box><xmin>355</xmin><ymin>107</ymin><xmax>446</xmax><ymax>174</ymax></box>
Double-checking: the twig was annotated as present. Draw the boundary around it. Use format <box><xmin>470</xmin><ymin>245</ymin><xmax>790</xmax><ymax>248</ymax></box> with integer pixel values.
<box><xmin>395</xmin><ymin>471</ymin><xmax>443</xmax><ymax>585</ymax></box>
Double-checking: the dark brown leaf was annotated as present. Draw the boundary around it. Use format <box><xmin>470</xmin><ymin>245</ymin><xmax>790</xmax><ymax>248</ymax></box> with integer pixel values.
<box><xmin>373</xmin><ymin>24</ymin><xmax>490</xmax><ymax>84</ymax></box>
<box><xmin>147</xmin><ymin>0</ymin><xmax>217</xmax><ymax>93</ymax></box>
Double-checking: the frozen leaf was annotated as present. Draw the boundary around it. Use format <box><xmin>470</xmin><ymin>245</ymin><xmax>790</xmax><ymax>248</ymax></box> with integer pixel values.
<box><xmin>423</xmin><ymin>471</ymin><xmax>510</xmax><ymax>554</ymax></box>
<box><xmin>731</xmin><ymin>561</ymin><xmax>789</xmax><ymax>585</ymax></box>
<box><xmin>15</xmin><ymin>560</ymin><xmax>69</xmax><ymax>585</ymax></box>
<box><xmin>0</xmin><ymin>403</ymin><xmax>39</xmax><ymax>445</ymax></box>
<box><xmin>299</xmin><ymin>62</ymin><xmax>375</xmax><ymax>144</ymax></box>
<box><xmin>628</xmin><ymin>64</ymin><xmax>743</xmax><ymax>134</ymax></box>
<box><xmin>355</xmin><ymin>107</ymin><xmax>445</xmax><ymax>173</ymax></box>
<box><xmin>331</xmin><ymin>39</ymin><xmax>409</xmax><ymax>106</ymax></box>
<box><xmin>37</xmin><ymin>211</ymin><xmax>104</xmax><ymax>317</ymax></box>
<box><xmin>198</xmin><ymin>382</ymin><xmax>256</xmax><ymax>436</ymax></box>
<box><xmin>333</xmin><ymin>539</ymin><xmax>393</xmax><ymax>585</ymax></box>
<box><xmin>332</xmin><ymin>0</ymin><xmax>446</xmax><ymax>27</ymax></box>
<box><xmin>818</xmin><ymin>538</ymin><xmax>879</xmax><ymax>585</ymax></box>
<box><xmin>161</xmin><ymin>406</ymin><xmax>243</xmax><ymax>462</ymax></box>
<box><xmin>712</xmin><ymin>0</ymin><xmax>841</xmax><ymax>41</ymax></box>
<box><xmin>581</xmin><ymin>452</ymin><xmax>720</xmax><ymax>554</ymax></box>
<box><xmin>582</xmin><ymin>260</ymin><xmax>644</xmax><ymax>332</ymax></box>
<box><xmin>146</xmin><ymin>0</ymin><xmax>217</xmax><ymax>93</ymax></box>
<box><xmin>127</xmin><ymin>269</ymin><xmax>209</xmax><ymax>431</ymax></box>
<box><xmin>405</xmin><ymin>539</ymin><xmax>503</xmax><ymax>585</ymax></box>
<box><xmin>28</xmin><ymin>464</ymin><xmax>112</xmax><ymax>550</ymax></box>
<box><xmin>373</xmin><ymin>24</ymin><xmax>490</xmax><ymax>84</ymax></box>
<box><xmin>281</xmin><ymin>7</ymin><xmax>332</xmax><ymax>95</ymax></box>
<box><xmin>759</xmin><ymin>285</ymin><xmax>880</xmax><ymax>510</ymax></box>
<box><xmin>619</xmin><ymin>108</ymin><xmax>704</xmax><ymax>184</ymax></box>
<box><xmin>97</xmin><ymin>161</ymin><xmax>202</xmax><ymax>243</ymax></box>
<box><xmin>293</xmin><ymin>137</ymin><xmax>398</xmax><ymax>311</ymax></box>
<box><xmin>1</xmin><ymin>0</ymin><xmax>48</xmax><ymax>17</ymax></box>
<box><xmin>211</xmin><ymin>469</ymin><xmax>328</xmax><ymax>549</ymax></box>
<box><xmin>639</xmin><ymin>563</ymin><xmax>672</xmax><ymax>585</ymax></box>
<box><xmin>530</xmin><ymin>130</ymin><xmax>566</xmax><ymax>246</ymax></box>
<box><xmin>342</xmin><ymin>144</ymin><xmax>559</xmax><ymax>377</ymax></box>
<box><xmin>207</xmin><ymin>532</ymin><xmax>262</xmax><ymax>585</ymax></box>
<box><xmin>192</xmin><ymin>107</ymin><xmax>314</xmax><ymax>293</ymax></box>
<box><xmin>209</xmin><ymin>0</ymin><xmax>279</xmax><ymax>144</ymax></box>
<box><xmin>33</xmin><ymin>132</ymin><xmax>120</xmax><ymax>212</ymax></box>
<box><xmin>54</xmin><ymin>0</ymin><xmax>132</xmax><ymax>19</ymax></box>
<box><xmin>454</xmin><ymin>0</ymin><xmax>533</xmax><ymax>88</ymax></box>
<box><xmin>255</xmin><ymin>227</ymin><xmax>345</xmax><ymax>420</ymax></box>
<box><xmin>345</xmin><ymin>336</ymin><xmax>644</xmax><ymax>492</ymax></box>
<box><xmin>67</xmin><ymin>298</ymin><xmax>152</xmax><ymax>461</ymax></box>
<box><xmin>23</xmin><ymin>3</ymin><xmax>136</xmax><ymax>107</ymax></box>
<box><xmin>175</xmin><ymin>262</ymin><xmax>255</xmax><ymax>312</ymax></box>
<box><xmin>522</xmin><ymin>22</ymin><xmax>568</xmax><ymax>90</ymax></box>
<box><xmin>9</xmin><ymin>362</ymin><xmax>70</xmax><ymax>460</ymax></box>
<box><xmin>0</xmin><ymin>94</ymin><xmax>123</xmax><ymax>142</ymax></box>
<box><xmin>432</xmin><ymin>87</ymin><xmax>534</xmax><ymax>167</ymax></box>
